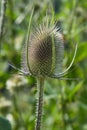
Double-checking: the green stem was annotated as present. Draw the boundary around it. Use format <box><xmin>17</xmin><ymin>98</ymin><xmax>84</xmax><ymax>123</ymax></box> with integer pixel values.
<box><xmin>35</xmin><ymin>77</ymin><xmax>44</xmax><ymax>130</ymax></box>
<box><xmin>59</xmin><ymin>80</ymin><xmax>67</xmax><ymax>130</ymax></box>
<box><xmin>0</xmin><ymin>0</ymin><xmax>7</xmax><ymax>50</ymax></box>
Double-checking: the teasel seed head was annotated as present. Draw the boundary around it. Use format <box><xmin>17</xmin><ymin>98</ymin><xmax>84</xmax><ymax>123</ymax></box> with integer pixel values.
<box><xmin>21</xmin><ymin>24</ymin><xmax>64</xmax><ymax>77</ymax></box>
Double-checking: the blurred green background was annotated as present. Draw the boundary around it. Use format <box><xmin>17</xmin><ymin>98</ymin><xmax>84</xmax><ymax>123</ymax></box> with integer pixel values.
<box><xmin>0</xmin><ymin>0</ymin><xmax>87</xmax><ymax>130</ymax></box>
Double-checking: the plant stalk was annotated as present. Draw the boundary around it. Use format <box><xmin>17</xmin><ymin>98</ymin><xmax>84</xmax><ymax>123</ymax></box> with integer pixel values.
<box><xmin>35</xmin><ymin>76</ymin><xmax>44</xmax><ymax>130</ymax></box>
<box><xmin>0</xmin><ymin>0</ymin><xmax>7</xmax><ymax>50</ymax></box>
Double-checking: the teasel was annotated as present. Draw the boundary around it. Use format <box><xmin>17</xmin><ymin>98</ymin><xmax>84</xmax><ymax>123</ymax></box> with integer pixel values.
<box><xmin>9</xmin><ymin>9</ymin><xmax>78</xmax><ymax>130</ymax></box>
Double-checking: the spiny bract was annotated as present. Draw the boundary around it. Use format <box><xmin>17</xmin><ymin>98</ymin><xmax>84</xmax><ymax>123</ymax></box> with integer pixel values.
<box><xmin>21</xmin><ymin>24</ymin><xmax>64</xmax><ymax>77</ymax></box>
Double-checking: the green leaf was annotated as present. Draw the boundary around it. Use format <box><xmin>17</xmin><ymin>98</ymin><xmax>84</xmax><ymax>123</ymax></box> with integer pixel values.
<box><xmin>0</xmin><ymin>117</ymin><xmax>11</xmax><ymax>130</ymax></box>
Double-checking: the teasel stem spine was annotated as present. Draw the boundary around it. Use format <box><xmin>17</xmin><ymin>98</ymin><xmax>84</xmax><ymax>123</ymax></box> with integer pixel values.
<box><xmin>35</xmin><ymin>76</ymin><xmax>44</xmax><ymax>130</ymax></box>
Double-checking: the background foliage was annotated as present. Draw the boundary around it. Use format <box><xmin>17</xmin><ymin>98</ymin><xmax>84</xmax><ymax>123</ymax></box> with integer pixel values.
<box><xmin>0</xmin><ymin>0</ymin><xmax>87</xmax><ymax>130</ymax></box>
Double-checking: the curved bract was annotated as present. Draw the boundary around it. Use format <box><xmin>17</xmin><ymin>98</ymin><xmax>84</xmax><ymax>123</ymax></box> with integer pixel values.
<box><xmin>51</xmin><ymin>43</ymin><xmax>78</xmax><ymax>78</ymax></box>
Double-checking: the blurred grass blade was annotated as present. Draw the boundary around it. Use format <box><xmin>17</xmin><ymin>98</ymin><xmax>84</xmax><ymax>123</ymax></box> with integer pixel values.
<box><xmin>75</xmin><ymin>42</ymin><xmax>87</xmax><ymax>63</ymax></box>
<box><xmin>68</xmin><ymin>81</ymin><xmax>83</xmax><ymax>99</ymax></box>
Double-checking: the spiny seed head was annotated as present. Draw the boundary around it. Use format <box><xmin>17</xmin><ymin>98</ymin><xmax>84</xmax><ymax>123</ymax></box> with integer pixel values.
<box><xmin>21</xmin><ymin>24</ymin><xmax>64</xmax><ymax>77</ymax></box>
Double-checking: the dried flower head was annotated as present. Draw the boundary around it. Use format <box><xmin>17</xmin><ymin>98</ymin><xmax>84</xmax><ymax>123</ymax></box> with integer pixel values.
<box><xmin>21</xmin><ymin>23</ymin><xmax>64</xmax><ymax>77</ymax></box>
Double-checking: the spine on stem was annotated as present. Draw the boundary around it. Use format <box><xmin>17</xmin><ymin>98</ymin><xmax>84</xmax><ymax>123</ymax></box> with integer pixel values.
<box><xmin>35</xmin><ymin>77</ymin><xmax>44</xmax><ymax>130</ymax></box>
